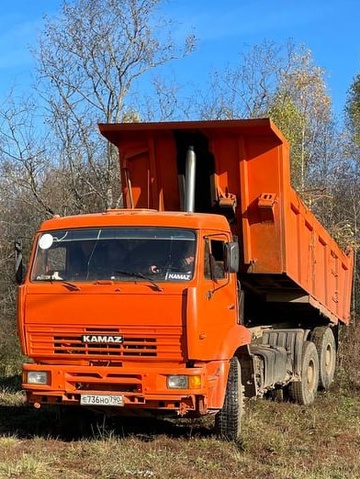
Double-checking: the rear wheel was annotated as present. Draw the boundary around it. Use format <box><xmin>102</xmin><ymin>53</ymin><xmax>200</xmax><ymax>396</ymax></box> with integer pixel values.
<box><xmin>289</xmin><ymin>341</ymin><xmax>319</xmax><ymax>406</ymax></box>
<box><xmin>310</xmin><ymin>326</ymin><xmax>336</xmax><ymax>390</ymax></box>
<box><xmin>215</xmin><ymin>357</ymin><xmax>243</xmax><ymax>442</ymax></box>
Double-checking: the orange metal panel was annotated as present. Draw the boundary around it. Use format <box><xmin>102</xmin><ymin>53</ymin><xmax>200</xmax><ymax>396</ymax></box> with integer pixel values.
<box><xmin>99</xmin><ymin>119</ymin><xmax>353</xmax><ymax>324</ymax></box>
<box><xmin>285</xmin><ymin>188</ymin><xmax>353</xmax><ymax>324</ymax></box>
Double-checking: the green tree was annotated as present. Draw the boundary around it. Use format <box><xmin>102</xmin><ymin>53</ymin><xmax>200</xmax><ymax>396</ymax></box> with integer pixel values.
<box><xmin>269</xmin><ymin>48</ymin><xmax>334</xmax><ymax>193</ymax></box>
<box><xmin>345</xmin><ymin>73</ymin><xmax>360</xmax><ymax>146</ymax></box>
<box><xmin>342</xmin><ymin>75</ymin><xmax>360</xmax><ymax>314</ymax></box>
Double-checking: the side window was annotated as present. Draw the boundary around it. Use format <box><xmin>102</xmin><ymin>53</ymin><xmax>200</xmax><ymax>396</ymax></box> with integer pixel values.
<box><xmin>204</xmin><ymin>239</ymin><xmax>225</xmax><ymax>280</ymax></box>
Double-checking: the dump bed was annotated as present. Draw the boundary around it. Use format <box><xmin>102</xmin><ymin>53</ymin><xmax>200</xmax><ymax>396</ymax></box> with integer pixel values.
<box><xmin>99</xmin><ymin>119</ymin><xmax>353</xmax><ymax>325</ymax></box>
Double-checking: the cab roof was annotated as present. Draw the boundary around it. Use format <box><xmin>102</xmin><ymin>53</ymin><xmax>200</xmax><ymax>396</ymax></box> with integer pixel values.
<box><xmin>38</xmin><ymin>209</ymin><xmax>231</xmax><ymax>233</ymax></box>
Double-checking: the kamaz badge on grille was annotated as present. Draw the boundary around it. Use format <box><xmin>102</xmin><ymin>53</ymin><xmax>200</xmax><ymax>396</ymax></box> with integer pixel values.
<box><xmin>82</xmin><ymin>335</ymin><xmax>123</xmax><ymax>344</ymax></box>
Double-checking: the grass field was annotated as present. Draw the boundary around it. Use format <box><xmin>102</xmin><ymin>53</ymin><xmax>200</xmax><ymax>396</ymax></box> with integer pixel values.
<box><xmin>0</xmin><ymin>326</ymin><xmax>359</xmax><ymax>479</ymax></box>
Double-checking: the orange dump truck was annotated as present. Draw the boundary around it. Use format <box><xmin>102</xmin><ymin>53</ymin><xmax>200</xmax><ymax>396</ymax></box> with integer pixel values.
<box><xmin>16</xmin><ymin>119</ymin><xmax>353</xmax><ymax>440</ymax></box>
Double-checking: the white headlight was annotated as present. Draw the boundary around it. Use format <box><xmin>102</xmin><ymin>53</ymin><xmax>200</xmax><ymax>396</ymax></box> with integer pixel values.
<box><xmin>27</xmin><ymin>371</ymin><xmax>48</xmax><ymax>385</ymax></box>
<box><xmin>167</xmin><ymin>375</ymin><xmax>188</xmax><ymax>389</ymax></box>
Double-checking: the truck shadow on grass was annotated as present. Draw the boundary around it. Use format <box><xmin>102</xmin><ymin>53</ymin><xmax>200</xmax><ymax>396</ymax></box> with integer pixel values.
<box><xmin>0</xmin><ymin>404</ymin><xmax>214</xmax><ymax>441</ymax></box>
<box><xmin>0</xmin><ymin>377</ymin><xmax>213</xmax><ymax>441</ymax></box>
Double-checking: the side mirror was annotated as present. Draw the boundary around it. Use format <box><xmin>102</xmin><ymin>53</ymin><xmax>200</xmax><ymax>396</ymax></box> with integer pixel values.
<box><xmin>224</xmin><ymin>241</ymin><xmax>239</xmax><ymax>273</ymax></box>
<box><xmin>15</xmin><ymin>239</ymin><xmax>24</xmax><ymax>284</ymax></box>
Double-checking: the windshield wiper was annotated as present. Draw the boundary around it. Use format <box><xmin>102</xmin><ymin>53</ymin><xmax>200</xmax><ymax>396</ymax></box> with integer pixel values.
<box><xmin>35</xmin><ymin>276</ymin><xmax>81</xmax><ymax>291</ymax></box>
<box><xmin>115</xmin><ymin>270</ymin><xmax>163</xmax><ymax>292</ymax></box>
<box><xmin>60</xmin><ymin>281</ymin><xmax>81</xmax><ymax>291</ymax></box>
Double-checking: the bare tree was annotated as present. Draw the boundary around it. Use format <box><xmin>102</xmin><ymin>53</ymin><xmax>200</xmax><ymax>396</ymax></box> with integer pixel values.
<box><xmin>195</xmin><ymin>40</ymin><xmax>299</xmax><ymax>120</ymax></box>
<box><xmin>35</xmin><ymin>0</ymin><xmax>196</xmax><ymax>211</ymax></box>
<box><xmin>194</xmin><ymin>40</ymin><xmax>337</xmax><ymax>194</ymax></box>
<box><xmin>0</xmin><ymin>92</ymin><xmax>57</xmax><ymax>215</ymax></box>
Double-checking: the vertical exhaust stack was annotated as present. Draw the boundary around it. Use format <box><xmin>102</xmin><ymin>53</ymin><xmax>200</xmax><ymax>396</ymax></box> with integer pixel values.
<box><xmin>184</xmin><ymin>146</ymin><xmax>196</xmax><ymax>212</ymax></box>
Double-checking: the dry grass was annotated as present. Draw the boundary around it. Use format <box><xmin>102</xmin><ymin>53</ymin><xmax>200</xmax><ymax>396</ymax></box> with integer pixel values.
<box><xmin>1</xmin><ymin>392</ymin><xmax>359</xmax><ymax>479</ymax></box>
<box><xmin>1</xmin><ymin>324</ymin><xmax>360</xmax><ymax>479</ymax></box>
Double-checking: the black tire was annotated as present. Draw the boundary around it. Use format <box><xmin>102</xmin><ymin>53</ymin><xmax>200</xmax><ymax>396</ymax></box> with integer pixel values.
<box><xmin>215</xmin><ymin>357</ymin><xmax>243</xmax><ymax>442</ymax></box>
<box><xmin>289</xmin><ymin>341</ymin><xmax>319</xmax><ymax>406</ymax></box>
<box><xmin>310</xmin><ymin>326</ymin><xmax>336</xmax><ymax>390</ymax></box>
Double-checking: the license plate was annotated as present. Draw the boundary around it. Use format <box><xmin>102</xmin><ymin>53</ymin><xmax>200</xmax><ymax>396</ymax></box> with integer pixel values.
<box><xmin>80</xmin><ymin>394</ymin><xmax>124</xmax><ymax>406</ymax></box>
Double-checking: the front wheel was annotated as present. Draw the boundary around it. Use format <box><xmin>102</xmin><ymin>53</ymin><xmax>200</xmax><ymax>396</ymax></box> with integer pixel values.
<box><xmin>215</xmin><ymin>357</ymin><xmax>243</xmax><ymax>442</ymax></box>
<box><xmin>289</xmin><ymin>341</ymin><xmax>319</xmax><ymax>406</ymax></box>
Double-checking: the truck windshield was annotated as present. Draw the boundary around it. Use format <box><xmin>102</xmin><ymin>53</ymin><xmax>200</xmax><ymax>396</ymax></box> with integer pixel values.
<box><xmin>31</xmin><ymin>227</ymin><xmax>196</xmax><ymax>283</ymax></box>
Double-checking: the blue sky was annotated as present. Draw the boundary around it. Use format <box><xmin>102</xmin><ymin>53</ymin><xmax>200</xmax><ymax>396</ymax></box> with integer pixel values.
<box><xmin>0</xmin><ymin>0</ymin><xmax>359</xmax><ymax>119</ymax></box>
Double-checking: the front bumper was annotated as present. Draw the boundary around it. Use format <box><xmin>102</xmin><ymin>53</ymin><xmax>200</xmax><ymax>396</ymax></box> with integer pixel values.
<box><xmin>23</xmin><ymin>362</ymin><xmax>224</xmax><ymax>416</ymax></box>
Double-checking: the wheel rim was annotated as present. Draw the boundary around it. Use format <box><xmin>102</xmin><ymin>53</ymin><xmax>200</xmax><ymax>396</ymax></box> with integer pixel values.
<box><xmin>306</xmin><ymin>359</ymin><xmax>316</xmax><ymax>390</ymax></box>
<box><xmin>325</xmin><ymin>344</ymin><xmax>334</xmax><ymax>374</ymax></box>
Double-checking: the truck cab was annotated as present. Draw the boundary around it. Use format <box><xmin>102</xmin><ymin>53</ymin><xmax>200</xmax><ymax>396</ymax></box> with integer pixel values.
<box><xmin>19</xmin><ymin>209</ymin><xmax>250</xmax><ymax>420</ymax></box>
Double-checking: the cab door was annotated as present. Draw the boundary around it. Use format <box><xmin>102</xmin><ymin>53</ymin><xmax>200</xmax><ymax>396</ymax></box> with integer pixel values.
<box><xmin>186</xmin><ymin>233</ymin><xmax>244</xmax><ymax>360</ymax></box>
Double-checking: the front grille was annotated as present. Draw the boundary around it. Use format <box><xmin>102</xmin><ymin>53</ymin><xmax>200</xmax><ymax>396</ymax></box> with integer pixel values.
<box><xmin>54</xmin><ymin>335</ymin><xmax>157</xmax><ymax>356</ymax></box>
<box><xmin>28</xmin><ymin>326</ymin><xmax>183</xmax><ymax>360</ymax></box>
